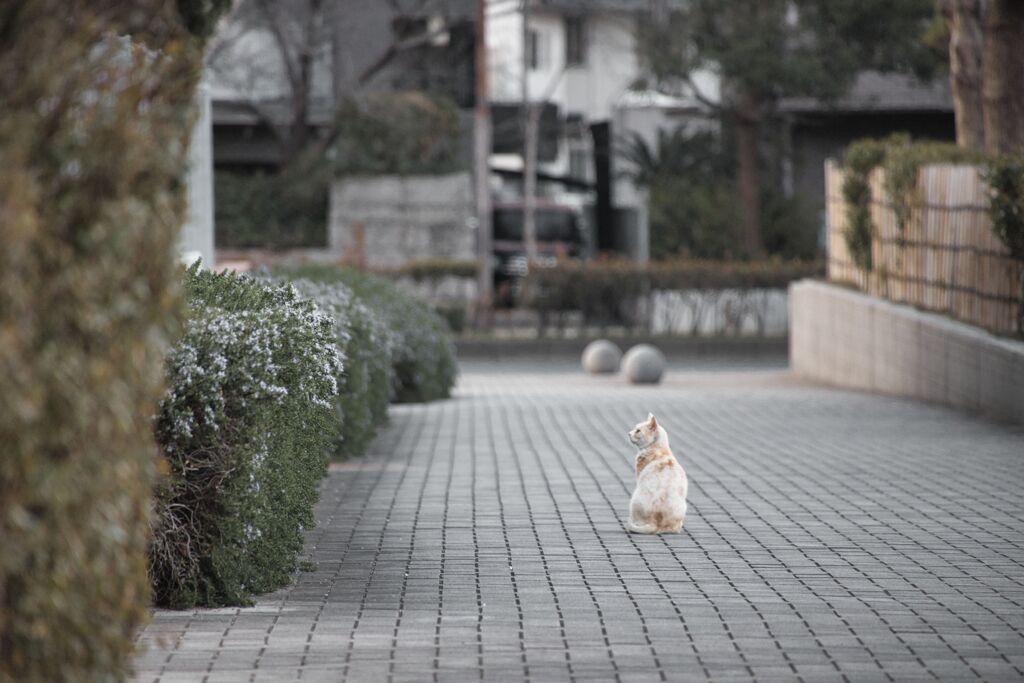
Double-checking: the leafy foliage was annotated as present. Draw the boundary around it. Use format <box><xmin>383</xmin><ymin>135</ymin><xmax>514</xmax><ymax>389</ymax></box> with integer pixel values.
<box><xmin>286</xmin><ymin>278</ymin><xmax>393</xmax><ymax>459</ymax></box>
<box><xmin>384</xmin><ymin>258</ymin><xmax>480</xmax><ymax>281</ymax></box>
<box><xmin>278</xmin><ymin>265</ymin><xmax>458</xmax><ymax>403</ymax></box>
<box><xmin>841</xmin><ymin>138</ymin><xmax>888</xmax><ymax>270</ymax></box>
<box><xmin>331</xmin><ymin>92</ymin><xmax>463</xmax><ymax>176</ymax></box>
<box><xmin>215</xmin><ymin>92</ymin><xmax>464</xmax><ymax>250</ymax></box>
<box><xmin>842</xmin><ymin>135</ymin><xmax>984</xmax><ymax>270</ymax></box>
<box><xmin>985</xmin><ymin>155</ymin><xmax>1024</xmax><ymax>260</ymax></box>
<box><xmin>638</xmin><ymin>0</ymin><xmax>941</xmax><ymax>252</ymax></box>
<box><xmin>642</xmin><ymin>0</ymin><xmax>942</xmax><ymax>103</ymax></box>
<box><xmin>525</xmin><ymin>259</ymin><xmax>822</xmax><ymax>329</ymax></box>
<box><xmin>0</xmin><ymin>2</ymin><xmax>222</xmax><ymax>680</ymax></box>
<box><xmin>215</xmin><ymin>166</ymin><xmax>329</xmax><ymax>249</ymax></box>
<box><xmin>620</xmin><ymin>128</ymin><xmax>818</xmax><ymax>260</ymax></box>
<box><xmin>150</xmin><ymin>267</ymin><xmax>343</xmax><ymax>608</ymax></box>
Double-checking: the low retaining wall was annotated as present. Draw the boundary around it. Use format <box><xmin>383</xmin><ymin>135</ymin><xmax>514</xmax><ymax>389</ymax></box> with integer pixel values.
<box><xmin>790</xmin><ymin>279</ymin><xmax>1024</xmax><ymax>424</ymax></box>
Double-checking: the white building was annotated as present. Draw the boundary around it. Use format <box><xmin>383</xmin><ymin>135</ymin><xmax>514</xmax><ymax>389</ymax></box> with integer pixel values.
<box><xmin>487</xmin><ymin>0</ymin><xmax>717</xmax><ymax>259</ymax></box>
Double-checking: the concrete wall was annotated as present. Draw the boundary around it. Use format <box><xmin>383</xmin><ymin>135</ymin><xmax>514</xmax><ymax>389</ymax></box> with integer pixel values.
<box><xmin>329</xmin><ymin>173</ymin><xmax>475</xmax><ymax>267</ymax></box>
<box><xmin>790</xmin><ymin>280</ymin><xmax>1024</xmax><ymax>424</ymax></box>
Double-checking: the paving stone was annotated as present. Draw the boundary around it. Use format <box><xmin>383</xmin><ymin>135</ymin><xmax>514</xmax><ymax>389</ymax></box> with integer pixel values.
<box><xmin>133</xmin><ymin>359</ymin><xmax>1024</xmax><ymax>681</ymax></box>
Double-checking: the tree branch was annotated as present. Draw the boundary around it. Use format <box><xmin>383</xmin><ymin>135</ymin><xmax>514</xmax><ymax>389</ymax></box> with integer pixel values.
<box><xmin>356</xmin><ymin>20</ymin><xmax>453</xmax><ymax>86</ymax></box>
<box><xmin>682</xmin><ymin>73</ymin><xmax>725</xmax><ymax>113</ymax></box>
<box><xmin>254</xmin><ymin>0</ymin><xmax>300</xmax><ymax>95</ymax></box>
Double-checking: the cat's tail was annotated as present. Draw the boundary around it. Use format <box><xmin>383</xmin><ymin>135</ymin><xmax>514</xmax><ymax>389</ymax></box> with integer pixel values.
<box><xmin>625</xmin><ymin>519</ymin><xmax>659</xmax><ymax>534</ymax></box>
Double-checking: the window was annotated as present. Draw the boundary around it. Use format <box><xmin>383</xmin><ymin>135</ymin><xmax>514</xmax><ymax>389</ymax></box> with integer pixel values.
<box><xmin>526</xmin><ymin>29</ymin><xmax>543</xmax><ymax>70</ymax></box>
<box><xmin>565</xmin><ymin>16</ymin><xmax>586</xmax><ymax>67</ymax></box>
<box><xmin>569</xmin><ymin>148</ymin><xmax>591</xmax><ymax>182</ymax></box>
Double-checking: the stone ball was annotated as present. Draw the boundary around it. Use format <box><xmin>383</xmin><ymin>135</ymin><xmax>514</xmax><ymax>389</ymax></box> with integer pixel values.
<box><xmin>622</xmin><ymin>344</ymin><xmax>667</xmax><ymax>384</ymax></box>
<box><xmin>581</xmin><ymin>339</ymin><xmax>622</xmax><ymax>374</ymax></box>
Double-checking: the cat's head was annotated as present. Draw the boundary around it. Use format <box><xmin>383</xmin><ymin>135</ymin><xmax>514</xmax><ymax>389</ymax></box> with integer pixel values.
<box><xmin>628</xmin><ymin>413</ymin><xmax>667</xmax><ymax>449</ymax></box>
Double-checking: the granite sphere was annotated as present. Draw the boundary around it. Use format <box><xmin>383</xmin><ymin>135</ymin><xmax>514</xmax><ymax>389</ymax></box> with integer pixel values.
<box><xmin>622</xmin><ymin>344</ymin><xmax>667</xmax><ymax>384</ymax></box>
<box><xmin>581</xmin><ymin>339</ymin><xmax>622</xmax><ymax>374</ymax></box>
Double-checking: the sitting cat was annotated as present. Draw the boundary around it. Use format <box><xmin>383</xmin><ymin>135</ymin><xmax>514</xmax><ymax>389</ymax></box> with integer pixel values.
<box><xmin>626</xmin><ymin>413</ymin><xmax>688</xmax><ymax>534</ymax></box>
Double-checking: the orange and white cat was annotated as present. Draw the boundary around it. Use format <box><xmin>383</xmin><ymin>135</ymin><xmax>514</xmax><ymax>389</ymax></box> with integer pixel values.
<box><xmin>626</xmin><ymin>413</ymin><xmax>688</xmax><ymax>534</ymax></box>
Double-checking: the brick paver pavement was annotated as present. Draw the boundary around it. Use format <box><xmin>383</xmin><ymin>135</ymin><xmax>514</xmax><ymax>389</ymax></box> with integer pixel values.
<box><xmin>133</xmin><ymin>358</ymin><xmax>1024</xmax><ymax>682</ymax></box>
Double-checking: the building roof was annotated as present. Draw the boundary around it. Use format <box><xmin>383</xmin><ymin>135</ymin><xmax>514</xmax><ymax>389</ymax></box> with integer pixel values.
<box><xmin>780</xmin><ymin>71</ymin><xmax>953</xmax><ymax>114</ymax></box>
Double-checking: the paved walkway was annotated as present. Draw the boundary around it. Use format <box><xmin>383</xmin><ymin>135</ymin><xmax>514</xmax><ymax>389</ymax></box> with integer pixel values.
<box><xmin>134</xmin><ymin>359</ymin><xmax>1024</xmax><ymax>682</ymax></box>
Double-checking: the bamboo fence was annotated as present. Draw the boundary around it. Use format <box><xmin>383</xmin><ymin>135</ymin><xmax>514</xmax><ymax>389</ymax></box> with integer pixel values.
<box><xmin>825</xmin><ymin>160</ymin><xmax>1023</xmax><ymax>336</ymax></box>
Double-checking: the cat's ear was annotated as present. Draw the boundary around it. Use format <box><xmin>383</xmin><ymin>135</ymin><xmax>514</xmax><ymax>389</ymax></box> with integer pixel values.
<box><xmin>646</xmin><ymin>413</ymin><xmax>658</xmax><ymax>429</ymax></box>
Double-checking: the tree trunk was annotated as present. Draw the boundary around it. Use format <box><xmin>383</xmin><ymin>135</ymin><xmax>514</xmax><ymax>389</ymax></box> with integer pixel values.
<box><xmin>982</xmin><ymin>0</ymin><xmax>1024</xmax><ymax>154</ymax></box>
<box><xmin>944</xmin><ymin>0</ymin><xmax>986</xmax><ymax>149</ymax></box>
<box><xmin>734</xmin><ymin>92</ymin><xmax>762</xmax><ymax>255</ymax></box>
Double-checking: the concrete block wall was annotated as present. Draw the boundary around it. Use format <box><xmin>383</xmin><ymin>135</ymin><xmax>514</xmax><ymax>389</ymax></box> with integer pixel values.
<box><xmin>329</xmin><ymin>173</ymin><xmax>475</xmax><ymax>268</ymax></box>
<box><xmin>790</xmin><ymin>280</ymin><xmax>1024</xmax><ymax>424</ymax></box>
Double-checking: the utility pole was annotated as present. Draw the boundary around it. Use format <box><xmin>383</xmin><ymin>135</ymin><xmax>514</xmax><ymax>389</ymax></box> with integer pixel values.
<box><xmin>475</xmin><ymin>0</ymin><xmax>494</xmax><ymax>324</ymax></box>
<box><xmin>520</xmin><ymin>0</ymin><xmax>539</xmax><ymax>262</ymax></box>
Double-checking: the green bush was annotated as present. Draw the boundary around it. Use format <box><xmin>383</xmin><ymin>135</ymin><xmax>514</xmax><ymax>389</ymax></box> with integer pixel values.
<box><xmin>985</xmin><ymin>154</ymin><xmax>1024</xmax><ymax>260</ymax></box>
<box><xmin>841</xmin><ymin>138</ymin><xmax>888</xmax><ymax>270</ymax></box>
<box><xmin>620</xmin><ymin>127</ymin><xmax>820</xmax><ymax>260</ymax></box>
<box><xmin>214</xmin><ymin>167</ymin><xmax>329</xmax><ymax>249</ymax></box>
<box><xmin>384</xmin><ymin>257</ymin><xmax>480</xmax><ymax>281</ymax></box>
<box><xmin>287</xmin><ymin>278</ymin><xmax>392</xmax><ymax>459</ymax></box>
<box><xmin>332</xmin><ymin>92</ymin><xmax>463</xmax><ymax>176</ymax></box>
<box><xmin>149</xmin><ymin>267</ymin><xmax>343</xmax><ymax>608</ymax></box>
<box><xmin>525</xmin><ymin>258</ymin><xmax>822</xmax><ymax>328</ymax></box>
<box><xmin>277</xmin><ymin>265</ymin><xmax>458</xmax><ymax>403</ymax></box>
<box><xmin>0</xmin><ymin>4</ymin><xmax>214</xmax><ymax>680</ymax></box>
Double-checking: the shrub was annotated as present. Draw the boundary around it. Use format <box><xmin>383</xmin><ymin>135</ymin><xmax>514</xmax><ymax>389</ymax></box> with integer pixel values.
<box><xmin>0</xmin><ymin>4</ymin><xmax>216</xmax><ymax>680</ymax></box>
<box><xmin>620</xmin><ymin>126</ymin><xmax>820</xmax><ymax>260</ymax></box>
<box><xmin>841</xmin><ymin>138</ymin><xmax>888</xmax><ymax>270</ymax></box>
<box><xmin>287</xmin><ymin>278</ymin><xmax>392</xmax><ymax>459</ymax></box>
<box><xmin>525</xmin><ymin>259</ymin><xmax>822</xmax><ymax>330</ymax></box>
<box><xmin>384</xmin><ymin>257</ymin><xmax>480</xmax><ymax>281</ymax></box>
<box><xmin>985</xmin><ymin>154</ymin><xmax>1024</xmax><ymax>260</ymax></box>
<box><xmin>215</xmin><ymin>167</ymin><xmax>329</xmax><ymax>249</ymax></box>
<box><xmin>332</xmin><ymin>92</ymin><xmax>463</xmax><ymax>176</ymax></box>
<box><xmin>149</xmin><ymin>267</ymin><xmax>343</xmax><ymax>608</ymax></box>
<box><xmin>277</xmin><ymin>265</ymin><xmax>458</xmax><ymax>403</ymax></box>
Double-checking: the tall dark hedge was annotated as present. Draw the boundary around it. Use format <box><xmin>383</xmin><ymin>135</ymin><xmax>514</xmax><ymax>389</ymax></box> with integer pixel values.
<box><xmin>0</xmin><ymin>2</ymin><xmax>215</xmax><ymax>681</ymax></box>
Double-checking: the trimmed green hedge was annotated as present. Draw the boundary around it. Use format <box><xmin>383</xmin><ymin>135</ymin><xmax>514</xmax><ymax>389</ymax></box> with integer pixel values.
<box><xmin>524</xmin><ymin>259</ymin><xmax>822</xmax><ymax>332</ymax></box>
<box><xmin>277</xmin><ymin>265</ymin><xmax>458</xmax><ymax>403</ymax></box>
<box><xmin>149</xmin><ymin>268</ymin><xmax>343</xmax><ymax>608</ymax></box>
<box><xmin>214</xmin><ymin>168</ymin><xmax>329</xmax><ymax>249</ymax></box>
<box><xmin>0</xmin><ymin>3</ymin><xmax>215</xmax><ymax>680</ymax></box>
<box><xmin>287</xmin><ymin>278</ymin><xmax>392</xmax><ymax>459</ymax></box>
<box><xmin>149</xmin><ymin>265</ymin><xmax>458</xmax><ymax>608</ymax></box>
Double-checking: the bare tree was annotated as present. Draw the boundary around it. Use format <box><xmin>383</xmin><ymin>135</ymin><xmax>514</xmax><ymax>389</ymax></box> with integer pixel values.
<box><xmin>206</xmin><ymin>0</ymin><xmax>453</xmax><ymax>169</ymax></box>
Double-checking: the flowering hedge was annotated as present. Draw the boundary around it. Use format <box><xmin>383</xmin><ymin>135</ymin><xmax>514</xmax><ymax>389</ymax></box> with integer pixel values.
<box><xmin>149</xmin><ymin>267</ymin><xmax>343</xmax><ymax>607</ymax></box>
<box><xmin>287</xmin><ymin>278</ymin><xmax>392</xmax><ymax>459</ymax></box>
<box><xmin>278</xmin><ymin>265</ymin><xmax>458</xmax><ymax>403</ymax></box>
<box><xmin>150</xmin><ymin>265</ymin><xmax>457</xmax><ymax>607</ymax></box>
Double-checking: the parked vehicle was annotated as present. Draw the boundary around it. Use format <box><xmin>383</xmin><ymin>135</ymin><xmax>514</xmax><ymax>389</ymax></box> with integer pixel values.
<box><xmin>492</xmin><ymin>200</ymin><xmax>587</xmax><ymax>305</ymax></box>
